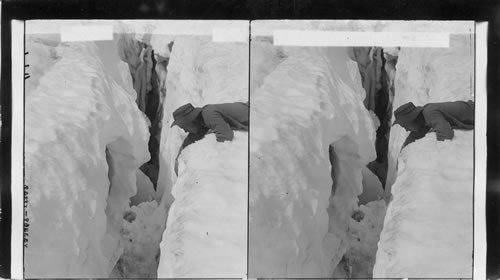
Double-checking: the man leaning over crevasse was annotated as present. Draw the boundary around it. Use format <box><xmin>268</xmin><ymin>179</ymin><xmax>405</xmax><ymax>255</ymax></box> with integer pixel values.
<box><xmin>393</xmin><ymin>100</ymin><xmax>475</xmax><ymax>148</ymax></box>
<box><xmin>170</xmin><ymin>102</ymin><xmax>249</xmax><ymax>175</ymax></box>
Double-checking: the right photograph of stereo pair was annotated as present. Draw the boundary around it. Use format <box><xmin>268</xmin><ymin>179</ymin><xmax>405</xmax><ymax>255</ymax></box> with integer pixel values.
<box><xmin>248</xmin><ymin>20</ymin><xmax>475</xmax><ymax>279</ymax></box>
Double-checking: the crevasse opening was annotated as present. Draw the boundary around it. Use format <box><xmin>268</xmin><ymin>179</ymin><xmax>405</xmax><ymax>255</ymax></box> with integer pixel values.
<box><xmin>108</xmin><ymin>30</ymin><xmax>249</xmax><ymax>278</ymax></box>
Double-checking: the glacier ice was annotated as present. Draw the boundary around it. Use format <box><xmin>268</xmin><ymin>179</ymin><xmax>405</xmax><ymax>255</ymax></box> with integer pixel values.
<box><xmin>131</xmin><ymin>170</ymin><xmax>155</xmax><ymax>206</ymax></box>
<box><xmin>336</xmin><ymin>200</ymin><xmax>387</xmax><ymax>278</ymax></box>
<box><xmin>158</xmin><ymin>133</ymin><xmax>247</xmax><ymax>277</ymax></box>
<box><xmin>110</xmin><ymin>200</ymin><xmax>166</xmax><ymax>278</ymax></box>
<box><xmin>374</xmin><ymin>34</ymin><xmax>474</xmax><ymax>278</ymax></box>
<box><xmin>22</xmin><ymin>20</ymin><xmax>474</xmax><ymax>279</ymax></box>
<box><xmin>386</xmin><ymin>35</ymin><xmax>474</xmax><ymax>191</ymax></box>
<box><xmin>25</xmin><ymin>39</ymin><xmax>150</xmax><ymax>278</ymax></box>
<box><xmin>249</xmin><ymin>40</ymin><xmax>377</xmax><ymax>277</ymax></box>
<box><xmin>157</xmin><ymin>36</ymin><xmax>249</xmax><ymax>202</ymax></box>
<box><xmin>25</xmin><ymin>24</ymin><xmax>249</xmax><ymax>278</ymax></box>
<box><xmin>374</xmin><ymin>132</ymin><xmax>473</xmax><ymax>277</ymax></box>
<box><xmin>156</xmin><ymin>36</ymin><xmax>248</xmax><ymax>277</ymax></box>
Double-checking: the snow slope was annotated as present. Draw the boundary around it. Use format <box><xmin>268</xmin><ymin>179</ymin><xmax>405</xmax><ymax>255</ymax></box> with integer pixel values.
<box><xmin>249</xmin><ymin>41</ymin><xmax>377</xmax><ymax>277</ymax></box>
<box><xmin>157</xmin><ymin>36</ymin><xmax>248</xmax><ymax>277</ymax></box>
<box><xmin>24</xmin><ymin>41</ymin><xmax>150</xmax><ymax>278</ymax></box>
<box><xmin>374</xmin><ymin>34</ymin><xmax>474</xmax><ymax>278</ymax></box>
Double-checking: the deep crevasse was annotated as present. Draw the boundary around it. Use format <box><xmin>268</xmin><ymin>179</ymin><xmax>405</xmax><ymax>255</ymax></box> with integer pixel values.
<box><xmin>25</xmin><ymin>40</ymin><xmax>150</xmax><ymax>278</ymax></box>
<box><xmin>249</xmin><ymin>41</ymin><xmax>377</xmax><ymax>277</ymax></box>
<box><xmin>374</xmin><ymin>34</ymin><xmax>474</xmax><ymax>278</ymax></box>
<box><xmin>156</xmin><ymin>36</ymin><xmax>248</xmax><ymax>277</ymax></box>
<box><xmin>24</xmin><ymin>26</ymin><xmax>249</xmax><ymax>278</ymax></box>
<box><xmin>23</xmin><ymin>21</ymin><xmax>473</xmax><ymax>278</ymax></box>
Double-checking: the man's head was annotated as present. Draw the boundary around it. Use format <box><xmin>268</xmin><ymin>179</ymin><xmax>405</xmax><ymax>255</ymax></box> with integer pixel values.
<box><xmin>393</xmin><ymin>102</ymin><xmax>425</xmax><ymax>132</ymax></box>
<box><xmin>171</xmin><ymin>103</ymin><xmax>203</xmax><ymax>133</ymax></box>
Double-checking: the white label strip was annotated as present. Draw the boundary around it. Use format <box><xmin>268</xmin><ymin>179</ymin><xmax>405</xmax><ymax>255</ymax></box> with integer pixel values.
<box><xmin>273</xmin><ymin>30</ymin><xmax>450</xmax><ymax>47</ymax></box>
<box><xmin>474</xmin><ymin>22</ymin><xmax>487</xmax><ymax>280</ymax></box>
<box><xmin>27</xmin><ymin>20</ymin><xmax>249</xmax><ymax>36</ymax></box>
<box><xmin>60</xmin><ymin>25</ymin><xmax>113</xmax><ymax>42</ymax></box>
<box><xmin>11</xmin><ymin>19</ymin><xmax>24</xmax><ymax>280</ymax></box>
<box><xmin>252</xmin><ymin>20</ymin><xmax>474</xmax><ymax>36</ymax></box>
<box><xmin>212</xmin><ymin>28</ymin><xmax>248</xmax><ymax>42</ymax></box>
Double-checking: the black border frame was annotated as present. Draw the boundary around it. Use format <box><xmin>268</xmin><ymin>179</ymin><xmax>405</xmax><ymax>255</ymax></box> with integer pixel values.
<box><xmin>2</xmin><ymin>0</ymin><xmax>500</xmax><ymax>279</ymax></box>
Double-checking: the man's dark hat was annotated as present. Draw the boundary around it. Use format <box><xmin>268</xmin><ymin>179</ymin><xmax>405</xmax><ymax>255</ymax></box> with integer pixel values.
<box><xmin>393</xmin><ymin>102</ymin><xmax>424</xmax><ymax>126</ymax></box>
<box><xmin>170</xmin><ymin>103</ymin><xmax>202</xmax><ymax>128</ymax></box>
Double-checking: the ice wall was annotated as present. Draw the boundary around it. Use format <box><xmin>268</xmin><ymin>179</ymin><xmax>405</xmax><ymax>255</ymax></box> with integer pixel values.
<box><xmin>157</xmin><ymin>37</ymin><xmax>248</xmax><ymax>277</ymax></box>
<box><xmin>249</xmin><ymin>42</ymin><xmax>377</xmax><ymax>277</ymax></box>
<box><xmin>25</xmin><ymin>41</ymin><xmax>150</xmax><ymax>278</ymax></box>
<box><xmin>374</xmin><ymin>34</ymin><xmax>474</xmax><ymax>278</ymax></box>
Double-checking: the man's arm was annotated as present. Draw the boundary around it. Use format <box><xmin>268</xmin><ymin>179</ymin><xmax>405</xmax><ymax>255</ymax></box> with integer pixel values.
<box><xmin>422</xmin><ymin>105</ymin><xmax>454</xmax><ymax>141</ymax></box>
<box><xmin>175</xmin><ymin>128</ymin><xmax>208</xmax><ymax>175</ymax></box>
<box><xmin>402</xmin><ymin>126</ymin><xmax>430</xmax><ymax>149</ymax></box>
<box><xmin>201</xmin><ymin>107</ymin><xmax>234</xmax><ymax>142</ymax></box>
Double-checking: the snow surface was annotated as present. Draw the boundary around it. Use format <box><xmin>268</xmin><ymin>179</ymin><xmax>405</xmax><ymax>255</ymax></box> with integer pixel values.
<box><xmin>158</xmin><ymin>133</ymin><xmax>247</xmax><ymax>277</ymax></box>
<box><xmin>24</xmin><ymin>39</ymin><xmax>150</xmax><ymax>278</ymax></box>
<box><xmin>157</xmin><ymin>36</ymin><xmax>248</xmax><ymax>277</ymax></box>
<box><xmin>374</xmin><ymin>132</ymin><xmax>473</xmax><ymax>277</ymax></box>
<box><xmin>374</xmin><ymin>34</ymin><xmax>474</xmax><ymax>278</ymax></box>
<box><xmin>249</xmin><ymin>39</ymin><xmax>377</xmax><ymax>277</ymax></box>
